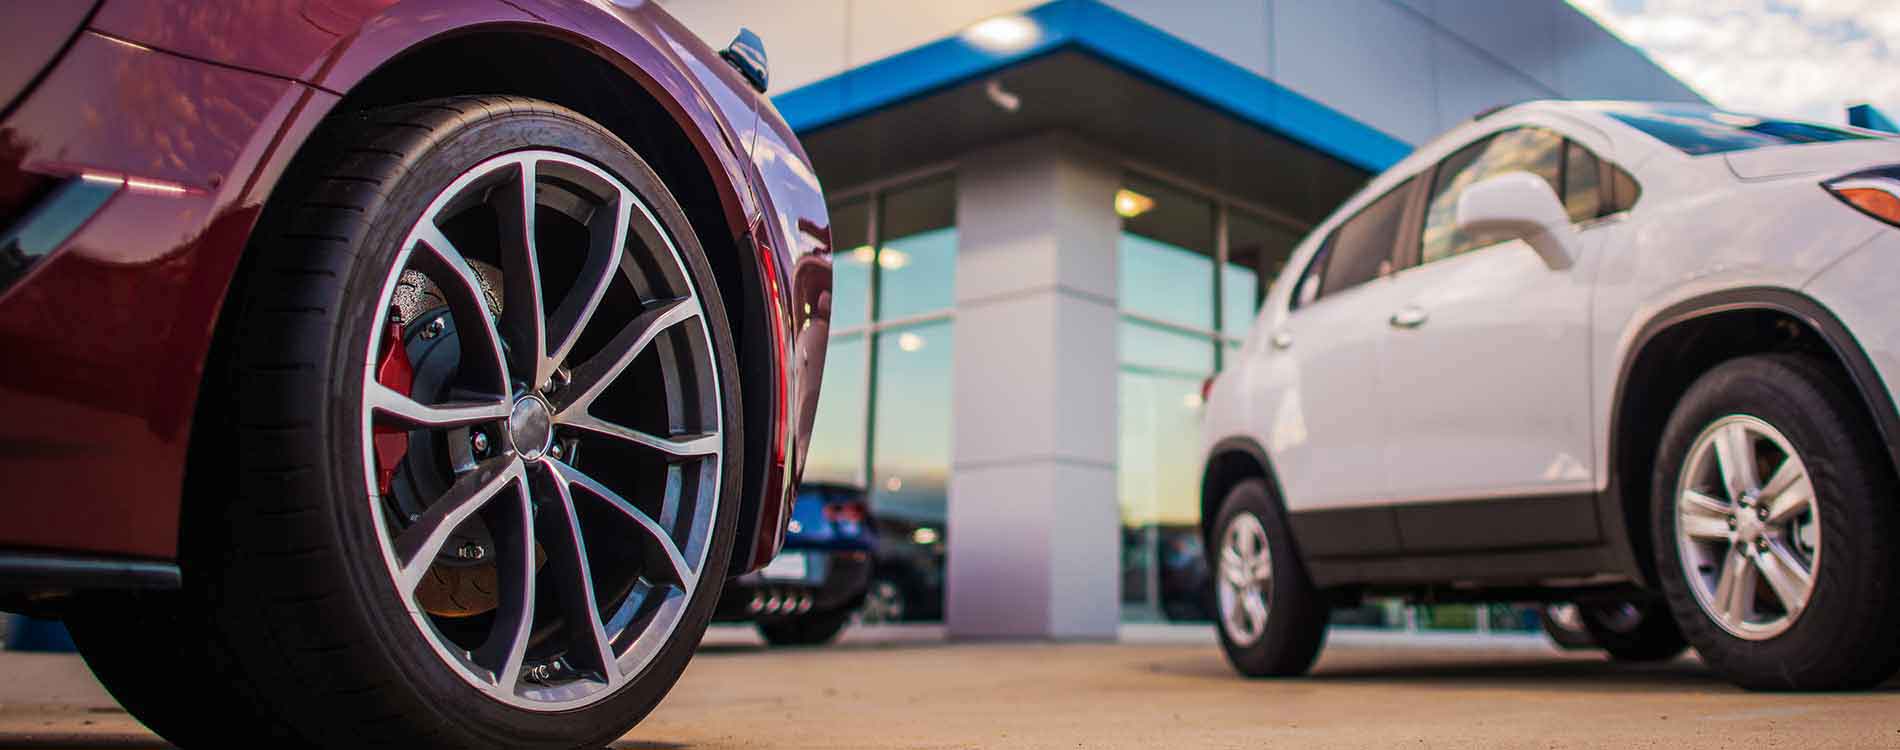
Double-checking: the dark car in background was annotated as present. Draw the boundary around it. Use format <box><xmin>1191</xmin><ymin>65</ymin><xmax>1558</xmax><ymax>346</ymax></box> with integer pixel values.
<box><xmin>859</xmin><ymin>512</ymin><xmax>948</xmax><ymax>623</ymax></box>
<box><xmin>0</xmin><ymin>2</ymin><xmax>831</xmax><ymax>748</ymax></box>
<box><xmin>717</xmin><ymin>483</ymin><xmax>875</xmax><ymax>644</ymax></box>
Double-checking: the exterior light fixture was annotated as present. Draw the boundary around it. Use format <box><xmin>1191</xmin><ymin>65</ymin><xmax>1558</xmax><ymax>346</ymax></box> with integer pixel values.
<box><xmin>962</xmin><ymin>14</ymin><xmax>1040</xmax><ymax>53</ymax></box>
<box><xmin>877</xmin><ymin>248</ymin><xmax>910</xmax><ymax>270</ymax></box>
<box><xmin>897</xmin><ymin>331</ymin><xmax>925</xmax><ymax>352</ymax></box>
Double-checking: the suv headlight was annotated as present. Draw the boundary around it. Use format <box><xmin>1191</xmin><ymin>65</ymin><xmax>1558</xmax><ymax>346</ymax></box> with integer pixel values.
<box><xmin>1824</xmin><ymin>166</ymin><xmax>1900</xmax><ymax>227</ymax></box>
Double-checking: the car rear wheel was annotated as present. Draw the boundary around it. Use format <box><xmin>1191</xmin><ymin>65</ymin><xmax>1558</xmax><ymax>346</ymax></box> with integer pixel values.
<box><xmin>1574</xmin><ymin>600</ymin><xmax>1687</xmax><ymax>662</ymax></box>
<box><xmin>71</xmin><ymin>96</ymin><xmax>743</xmax><ymax>747</ymax></box>
<box><xmin>1652</xmin><ymin>354</ymin><xmax>1900</xmax><ymax>690</ymax></box>
<box><xmin>1212</xmin><ymin>479</ymin><xmax>1328</xmax><ymax>678</ymax></box>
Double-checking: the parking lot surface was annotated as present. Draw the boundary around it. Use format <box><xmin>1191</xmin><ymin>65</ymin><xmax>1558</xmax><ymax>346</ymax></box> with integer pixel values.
<box><xmin>3</xmin><ymin>625</ymin><xmax>1896</xmax><ymax>749</ymax></box>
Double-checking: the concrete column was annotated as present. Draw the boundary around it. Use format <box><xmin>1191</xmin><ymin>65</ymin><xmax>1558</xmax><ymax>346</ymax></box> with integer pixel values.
<box><xmin>946</xmin><ymin>135</ymin><xmax>1121</xmax><ymax>639</ymax></box>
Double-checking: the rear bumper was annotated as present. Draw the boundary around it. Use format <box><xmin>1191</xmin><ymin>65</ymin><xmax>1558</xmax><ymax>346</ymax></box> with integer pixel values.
<box><xmin>0</xmin><ymin>31</ymin><xmax>322</xmax><ymax>559</ymax></box>
<box><xmin>714</xmin><ymin>548</ymin><xmax>872</xmax><ymax>621</ymax></box>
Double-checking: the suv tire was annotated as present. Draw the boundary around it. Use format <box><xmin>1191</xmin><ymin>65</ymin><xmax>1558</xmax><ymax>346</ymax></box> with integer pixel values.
<box><xmin>1652</xmin><ymin>353</ymin><xmax>1900</xmax><ymax>690</ymax></box>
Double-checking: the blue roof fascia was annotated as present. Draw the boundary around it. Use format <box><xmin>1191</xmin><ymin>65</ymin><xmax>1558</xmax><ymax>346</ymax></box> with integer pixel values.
<box><xmin>771</xmin><ymin>0</ymin><xmax>1412</xmax><ymax>172</ymax></box>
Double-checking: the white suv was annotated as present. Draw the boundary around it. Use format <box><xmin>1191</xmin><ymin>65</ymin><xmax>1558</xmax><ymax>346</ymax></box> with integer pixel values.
<box><xmin>1199</xmin><ymin>101</ymin><xmax>1900</xmax><ymax>691</ymax></box>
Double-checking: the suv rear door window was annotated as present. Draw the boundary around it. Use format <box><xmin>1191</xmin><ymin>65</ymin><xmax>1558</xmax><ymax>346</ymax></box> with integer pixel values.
<box><xmin>1295</xmin><ymin>179</ymin><xmax>1413</xmax><ymax>308</ymax></box>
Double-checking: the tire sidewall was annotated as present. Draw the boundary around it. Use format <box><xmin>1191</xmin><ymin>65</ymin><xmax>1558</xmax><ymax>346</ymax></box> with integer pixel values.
<box><xmin>318</xmin><ymin>105</ymin><xmax>744</xmax><ymax>744</ymax></box>
<box><xmin>1649</xmin><ymin>355</ymin><xmax>1876</xmax><ymax>686</ymax></box>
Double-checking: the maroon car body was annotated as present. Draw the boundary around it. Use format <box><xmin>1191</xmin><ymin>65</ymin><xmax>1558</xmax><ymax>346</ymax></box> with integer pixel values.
<box><xmin>0</xmin><ymin>0</ymin><xmax>830</xmax><ymax>585</ymax></box>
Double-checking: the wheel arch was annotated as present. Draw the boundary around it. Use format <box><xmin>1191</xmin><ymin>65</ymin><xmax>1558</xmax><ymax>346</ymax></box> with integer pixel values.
<box><xmin>1200</xmin><ymin>436</ymin><xmax>1290</xmax><ymax>548</ymax></box>
<box><xmin>1604</xmin><ymin>286</ymin><xmax>1900</xmax><ymax>587</ymax></box>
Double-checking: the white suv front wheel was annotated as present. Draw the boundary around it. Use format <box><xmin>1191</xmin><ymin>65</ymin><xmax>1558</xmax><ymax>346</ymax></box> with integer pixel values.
<box><xmin>1652</xmin><ymin>354</ymin><xmax>1900</xmax><ymax>690</ymax></box>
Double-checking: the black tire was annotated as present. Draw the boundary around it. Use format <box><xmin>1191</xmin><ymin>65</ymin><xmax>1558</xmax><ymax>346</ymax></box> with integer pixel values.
<box><xmin>1652</xmin><ymin>353</ymin><xmax>1900</xmax><ymax>690</ymax></box>
<box><xmin>1576</xmin><ymin>600</ymin><xmax>1688</xmax><ymax>662</ymax></box>
<box><xmin>858</xmin><ymin>575</ymin><xmax>909</xmax><ymax>624</ymax></box>
<box><xmin>1537</xmin><ymin>605</ymin><xmax>1597</xmax><ymax>651</ymax></box>
<box><xmin>758</xmin><ymin>607</ymin><xmax>852</xmax><ymax>646</ymax></box>
<box><xmin>1212</xmin><ymin>479</ymin><xmax>1328</xmax><ymax>677</ymax></box>
<box><xmin>70</xmin><ymin>96</ymin><xmax>745</xmax><ymax>747</ymax></box>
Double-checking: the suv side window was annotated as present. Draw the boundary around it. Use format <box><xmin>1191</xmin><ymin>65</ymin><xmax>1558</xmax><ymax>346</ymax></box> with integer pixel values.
<box><xmin>1562</xmin><ymin>140</ymin><xmax>1604</xmax><ymax>221</ymax></box>
<box><xmin>1292</xmin><ymin>178</ymin><xmax>1414</xmax><ymax>309</ymax></box>
<box><xmin>1563</xmin><ymin>140</ymin><xmax>1643</xmax><ymax>220</ymax></box>
<box><xmin>1420</xmin><ymin>127</ymin><xmax>1565</xmax><ymax>264</ymax></box>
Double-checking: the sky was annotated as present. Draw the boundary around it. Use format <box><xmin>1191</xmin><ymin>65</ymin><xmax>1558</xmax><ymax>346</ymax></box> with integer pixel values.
<box><xmin>1565</xmin><ymin>0</ymin><xmax>1900</xmax><ymax>124</ymax></box>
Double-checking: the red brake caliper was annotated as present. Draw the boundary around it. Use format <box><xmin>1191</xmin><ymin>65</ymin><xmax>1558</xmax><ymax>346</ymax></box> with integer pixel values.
<box><xmin>374</xmin><ymin>309</ymin><xmax>415</xmax><ymax>496</ymax></box>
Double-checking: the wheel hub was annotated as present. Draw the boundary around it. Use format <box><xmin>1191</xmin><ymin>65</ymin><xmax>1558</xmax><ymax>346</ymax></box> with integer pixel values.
<box><xmin>508</xmin><ymin>395</ymin><xmax>555</xmax><ymax>461</ymax></box>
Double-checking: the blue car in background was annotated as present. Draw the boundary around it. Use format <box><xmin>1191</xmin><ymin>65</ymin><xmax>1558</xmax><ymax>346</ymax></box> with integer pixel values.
<box><xmin>714</xmin><ymin>483</ymin><xmax>876</xmax><ymax>645</ymax></box>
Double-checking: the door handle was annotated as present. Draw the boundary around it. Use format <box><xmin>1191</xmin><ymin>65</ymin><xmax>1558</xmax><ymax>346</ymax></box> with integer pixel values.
<box><xmin>1270</xmin><ymin>330</ymin><xmax>1294</xmax><ymax>350</ymax></box>
<box><xmin>1389</xmin><ymin>306</ymin><xmax>1429</xmax><ymax>329</ymax></box>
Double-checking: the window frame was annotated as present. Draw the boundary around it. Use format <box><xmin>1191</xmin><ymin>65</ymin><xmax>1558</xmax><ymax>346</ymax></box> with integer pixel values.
<box><xmin>1114</xmin><ymin>165</ymin><xmax>1315</xmax><ymax>366</ymax></box>
<box><xmin>817</xmin><ymin>166</ymin><xmax>960</xmax><ymax>489</ymax></box>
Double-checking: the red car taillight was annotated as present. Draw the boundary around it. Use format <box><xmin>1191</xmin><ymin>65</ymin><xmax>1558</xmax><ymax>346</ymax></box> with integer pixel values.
<box><xmin>823</xmin><ymin>499</ymin><xmax>868</xmax><ymax>524</ymax></box>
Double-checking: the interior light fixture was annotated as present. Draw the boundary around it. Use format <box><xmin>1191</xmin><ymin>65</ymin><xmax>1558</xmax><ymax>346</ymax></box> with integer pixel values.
<box><xmin>1115</xmin><ymin>188</ymin><xmax>1155</xmax><ymax>219</ymax></box>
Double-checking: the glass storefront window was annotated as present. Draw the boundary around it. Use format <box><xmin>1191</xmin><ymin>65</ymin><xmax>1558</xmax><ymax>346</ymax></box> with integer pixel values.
<box><xmin>876</xmin><ymin>177</ymin><xmax>957</xmax><ymax>321</ymax></box>
<box><xmin>829</xmin><ymin>199</ymin><xmax>872</xmax><ymax>331</ymax></box>
<box><xmin>1118</xmin><ymin>320</ymin><xmax>1213</xmax><ymax>617</ymax></box>
<box><xmin>811</xmin><ymin>173</ymin><xmax>957</xmax><ymax>621</ymax></box>
<box><xmin>870</xmin><ymin>319</ymin><xmax>954</xmax><ymax>527</ymax></box>
<box><xmin>1118</xmin><ymin>176</ymin><xmax>1215</xmax><ymax>330</ymax></box>
<box><xmin>802</xmin><ymin>333</ymin><xmax>865</xmax><ymax>486</ymax></box>
<box><xmin>1223</xmin><ymin>208</ymin><xmax>1301</xmax><ymax>339</ymax></box>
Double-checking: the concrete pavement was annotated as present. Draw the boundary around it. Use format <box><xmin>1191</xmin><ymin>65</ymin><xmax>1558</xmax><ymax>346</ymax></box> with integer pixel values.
<box><xmin>3</xmin><ymin>624</ymin><xmax>1896</xmax><ymax>748</ymax></box>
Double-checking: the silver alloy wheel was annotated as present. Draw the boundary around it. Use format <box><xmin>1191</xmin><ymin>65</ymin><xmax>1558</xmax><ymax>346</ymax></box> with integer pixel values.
<box><xmin>1217</xmin><ymin>512</ymin><xmax>1274</xmax><ymax>646</ymax></box>
<box><xmin>358</xmin><ymin>150</ymin><xmax>723</xmax><ymax>710</ymax></box>
<box><xmin>1675</xmin><ymin>415</ymin><xmax>1821</xmax><ymax>641</ymax></box>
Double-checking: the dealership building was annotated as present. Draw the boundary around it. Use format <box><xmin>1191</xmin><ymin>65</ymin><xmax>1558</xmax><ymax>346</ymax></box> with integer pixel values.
<box><xmin>663</xmin><ymin>0</ymin><xmax>1704</xmax><ymax>638</ymax></box>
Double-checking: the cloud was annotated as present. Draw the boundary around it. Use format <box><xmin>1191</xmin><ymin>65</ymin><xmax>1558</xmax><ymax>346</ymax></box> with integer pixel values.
<box><xmin>1567</xmin><ymin>0</ymin><xmax>1900</xmax><ymax>124</ymax></box>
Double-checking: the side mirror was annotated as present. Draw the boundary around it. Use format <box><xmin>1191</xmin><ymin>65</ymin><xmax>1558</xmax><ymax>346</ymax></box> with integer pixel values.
<box><xmin>1454</xmin><ymin>172</ymin><xmax>1576</xmax><ymax>270</ymax></box>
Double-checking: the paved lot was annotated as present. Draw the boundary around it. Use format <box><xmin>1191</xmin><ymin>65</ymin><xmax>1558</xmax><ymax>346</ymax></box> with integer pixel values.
<box><xmin>3</xmin><ymin>625</ymin><xmax>1897</xmax><ymax>748</ymax></box>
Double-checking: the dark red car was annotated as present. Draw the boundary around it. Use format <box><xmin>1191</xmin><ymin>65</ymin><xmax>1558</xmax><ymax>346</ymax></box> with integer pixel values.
<box><xmin>0</xmin><ymin>2</ymin><xmax>831</xmax><ymax>747</ymax></box>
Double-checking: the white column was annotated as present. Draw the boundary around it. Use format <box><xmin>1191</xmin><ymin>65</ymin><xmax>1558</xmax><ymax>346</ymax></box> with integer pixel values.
<box><xmin>946</xmin><ymin>135</ymin><xmax>1121</xmax><ymax>639</ymax></box>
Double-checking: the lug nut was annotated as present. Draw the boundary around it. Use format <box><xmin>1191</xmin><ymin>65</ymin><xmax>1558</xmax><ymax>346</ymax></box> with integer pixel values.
<box><xmin>457</xmin><ymin>542</ymin><xmax>486</xmax><ymax>560</ymax></box>
<box><xmin>1757</xmin><ymin>505</ymin><xmax>1770</xmax><ymax>522</ymax></box>
<box><xmin>1756</xmin><ymin>538</ymin><xmax>1771</xmax><ymax>553</ymax></box>
<box><xmin>1727</xmin><ymin>515</ymin><xmax>1737</xmax><ymax>530</ymax></box>
<box><xmin>471</xmin><ymin>431</ymin><xmax>490</xmax><ymax>456</ymax></box>
<box><xmin>550</xmin><ymin>442</ymin><xmax>564</xmax><ymax>459</ymax></box>
<box><xmin>420</xmin><ymin>317</ymin><xmax>445</xmax><ymax>340</ymax></box>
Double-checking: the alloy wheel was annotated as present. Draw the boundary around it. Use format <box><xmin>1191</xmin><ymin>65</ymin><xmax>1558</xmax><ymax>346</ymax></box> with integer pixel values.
<box><xmin>1217</xmin><ymin>512</ymin><xmax>1274</xmax><ymax>646</ymax></box>
<box><xmin>358</xmin><ymin>150</ymin><xmax>723</xmax><ymax>710</ymax></box>
<box><xmin>1675</xmin><ymin>415</ymin><xmax>1821</xmax><ymax>641</ymax></box>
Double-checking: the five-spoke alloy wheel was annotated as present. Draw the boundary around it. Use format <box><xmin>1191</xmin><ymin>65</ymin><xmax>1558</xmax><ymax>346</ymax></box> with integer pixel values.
<box><xmin>1216</xmin><ymin>512</ymin><xmax>1274</xmax><ymax>647</ymax></box>
<box><xmin>1211</xmin><ymin>479</ymin><xmax>1328</xmax><ymax>678</ymax></box>
<box><xmin>1654</xmin><ymin>354</ymin><xmax>1900</xmax><ymax>691</ymax></box>
<box><xmin>1673</xmin><ymin>416</ymin><xmax>1819</xmax><ymax>640</ymax></box>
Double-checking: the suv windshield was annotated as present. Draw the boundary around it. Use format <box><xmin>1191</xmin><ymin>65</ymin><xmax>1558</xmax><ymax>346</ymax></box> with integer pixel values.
<box><xmin>1606</xmin><ymin>106</ymin><xmax>1879</xmax><ymax>155</ymax></box>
